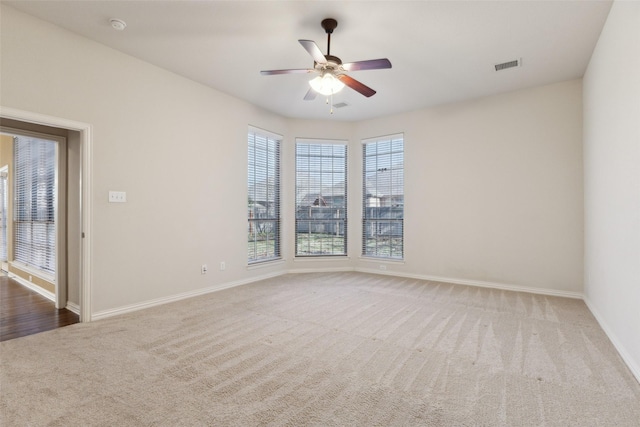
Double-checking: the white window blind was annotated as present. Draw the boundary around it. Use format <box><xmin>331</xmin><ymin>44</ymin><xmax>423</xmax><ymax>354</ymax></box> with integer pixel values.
<box><xmin>13</xmin><ymin>135</ymin><xmax>57</xmax><ymax>274</ymax></box>
<box><xmin>295</xmin><ymin>140</ymin><xmax>347</xmax><ymax>256</ymax></box>
<box><xmin>248</xmin><ymin>128</ymin><xmax>281</xmax><ymax>263</ymax></box>
<box><xmin>362</xmin><ymin>134</ymin><xmax>404</xmax><ymax>259</ymax></box>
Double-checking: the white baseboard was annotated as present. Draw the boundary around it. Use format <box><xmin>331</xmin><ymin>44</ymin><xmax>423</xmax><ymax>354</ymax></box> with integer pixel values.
<box><xmin>9</xmin><ymin>272</ymin><xmax>82</xmax><ymax>313</ymax></box>
<box><xmin>9</xmin><ymin>272</ymin><xmax>55</xmax><ymax>302</ymax></box>
<box><xmin>355</xmin><ymin>268</ymin><xmax>584</xmax><ymax>299</ymax></box>
<box><xmin>91</xmin><ymin>270</ymin><xmax>287</xmax><ymax>321</ymax></box>
<box><xmin>583</xmin><ymin>296</ymin><xmax>640</xmax><ymax>384</ymax></box>
<box><xmin>92</xmin><ymin>267</ymin><xmax>355</xmax><ymax>321</ymax></box>
<box><xmin>93</xmin><ymin>268</ymin><xmax>581</xmax><ymax>321</ymax></box>
<box><xmin>93</xmin><ymin>268</ymin><xmax>583</xmax><ymax>322</ymax></box>
<box><xmin>66</xmin><ymin>301</ymin><xmax>80</xmax><ymax>315</ymax></box>
<box><xmin>92</xmin><ymin>268</ymin><xmax>353</xmax><ymax>321</ymax></box>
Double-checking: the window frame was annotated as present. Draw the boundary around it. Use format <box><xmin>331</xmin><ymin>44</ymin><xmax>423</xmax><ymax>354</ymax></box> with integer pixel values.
<box><xmin>0</xmin><ymin>166</ymin><xmax>8</xmax><ymax>263</ymax></box>
<box><xmin>247</xmin><ymin>127</ymin><xmax>282</xmax><ymax>264</ymax></box>
<box><xmin>295</xmin><ymin>139</ymin><xmax>348</xmax><ymax>257</ymax></box>
<box><xmin>4</xmin><ymin>128</ymin><xmax>65</xmax><ymax>280</ymax></box>
<box><xmin>362</xmin><ymin>133</ymin><xmax>404</xmax><ymax>260</ymax></box>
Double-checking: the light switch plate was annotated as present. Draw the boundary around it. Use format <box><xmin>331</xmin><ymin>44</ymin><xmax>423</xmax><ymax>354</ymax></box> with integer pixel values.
<box><xmin>109</xmin><ymin>191</ymin><xmax>127</xmax><ymax>203</ymax></box>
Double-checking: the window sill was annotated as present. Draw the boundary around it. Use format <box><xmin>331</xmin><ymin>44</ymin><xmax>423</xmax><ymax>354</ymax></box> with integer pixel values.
<box><xmin>294</xmin><ymin>256</ymin><xmax>351</xmax><ymax>262</ymax></box>
<box><xmin>247</xmin><ymin>259</ymin><xmax>285</xmax><ymax>271</ymax></box>
<box><xmin>358</xmin><ymin>256</ymin><xmax>405</xmax><ymax>265</ymax></box>
<box><xmin>9</xmin><ymin>261</ymin><xmax>56</xmax><ymax>283</ymax></box>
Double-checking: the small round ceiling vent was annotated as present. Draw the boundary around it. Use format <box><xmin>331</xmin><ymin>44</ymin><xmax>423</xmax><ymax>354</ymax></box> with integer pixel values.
<box><xmin>109</xmin><ymin>18</ymin><xmax>127</xmax><ymax>31</ymax></box>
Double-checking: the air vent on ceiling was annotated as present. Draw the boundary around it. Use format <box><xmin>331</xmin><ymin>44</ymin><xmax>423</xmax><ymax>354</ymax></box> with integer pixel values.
<box><xmin>332</xmin><ymin>102</ymin><xmax>349</xmax><ymax>109</ymax></box>
<box><xmin>494</xmin><ymin>59</ymin><xmax>521</xmax><ymax>71</ymax></box>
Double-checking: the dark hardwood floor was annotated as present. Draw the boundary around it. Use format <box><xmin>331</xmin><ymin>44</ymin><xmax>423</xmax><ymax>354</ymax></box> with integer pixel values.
<box><xmin>0</xmin><ymin>274</ymin><xmax>79</xmax><ymax>342</ymax></box>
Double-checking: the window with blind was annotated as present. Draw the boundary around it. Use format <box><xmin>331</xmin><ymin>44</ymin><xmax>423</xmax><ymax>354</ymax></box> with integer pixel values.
<box><xmin>13</xmin><ymin>135</ymin><xmax>57</xmax><ymax>275</ymax></box>
<box><xmin>295</xmin><ymin>140</ymin><xmax>347</xmax><ymax>256</ymax></box>
<box><xmin>248</xmin><ymin>128</ymin><xmax>281</xmax><ymax>263</ymax></box>
<box><xmin>362</xmin><ymin>134</ymin><xmax>404</xmax><ymax>259</ymax></box>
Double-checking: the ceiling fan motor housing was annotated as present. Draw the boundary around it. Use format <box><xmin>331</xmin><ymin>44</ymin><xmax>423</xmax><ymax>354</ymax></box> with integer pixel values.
<box><xmin>323</xmin><ymin>55</ymin><xmax>342</xmax><ymax>67</ymax></box>
<box><xmin>321</xmin><ymin>18</ymin><xmax>338</xmax><ymax>34</ymax></box>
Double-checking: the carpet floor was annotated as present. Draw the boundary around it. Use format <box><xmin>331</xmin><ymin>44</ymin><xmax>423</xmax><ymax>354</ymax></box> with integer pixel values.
<box><xmin>1</xmin><ymin>272</ymin><xmax>639</xmax><ymax>426</ymax></box>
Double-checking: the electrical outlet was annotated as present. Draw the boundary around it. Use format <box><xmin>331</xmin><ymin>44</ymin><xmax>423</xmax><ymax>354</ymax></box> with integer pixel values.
<box><xmin>108</xmin><ymin>191</ymin><xmax>127</xmax><ymax>203</ymax></box>
<box><xmin>201</xmin><ymin>264</ymin><xmax>207</xmax><ymax>274</ymax></box>
<box><xmin>379</xmin><ymin>264</ymin><xmax>387</xmax><ymax>271</ymax></box>
<box><xmin>220</xmin><ymin>261</ymin><xmax>226</xmax><ymax>271</ymax></box>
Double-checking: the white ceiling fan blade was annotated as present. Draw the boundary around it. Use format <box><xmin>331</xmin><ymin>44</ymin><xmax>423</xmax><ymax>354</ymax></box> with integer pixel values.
<box><xmin>299</xmin><ymin>40</ymin><xmax>327</xmax><ymax>64</ymax></box>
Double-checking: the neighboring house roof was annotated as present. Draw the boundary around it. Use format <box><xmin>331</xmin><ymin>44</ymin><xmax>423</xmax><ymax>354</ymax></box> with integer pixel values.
<box><xmin>296</xmin><ymin>178</ymin><xmax>346</xmax><ymax>207</ymax></box>
<box><xmin>251</xmin><ymin>167</ymin><xmax>403</xmax><ymax>204</ymax></box>
<box><xmin>299</xmin><ymin>192</ymin><xmax>345</xmax><ymax>206</ymax></box>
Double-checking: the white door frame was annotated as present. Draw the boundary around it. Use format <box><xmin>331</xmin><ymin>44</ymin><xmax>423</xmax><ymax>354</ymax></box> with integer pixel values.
<box><xmin>2</xmin><ymin>128</ymin><xmax>67</xmax><ymax>309</ymax></box>
<box><xmin>0</xmin><ymin>165</ymin><xmax>8</xmax><ymax>270</ymax></box>
<box><xmin>1</xmin><ymin>106</ymin><xmax>93</xmax><ymax>322</ymax></box>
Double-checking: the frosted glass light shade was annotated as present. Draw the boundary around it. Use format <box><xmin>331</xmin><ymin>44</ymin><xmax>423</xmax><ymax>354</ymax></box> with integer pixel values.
<box><xmin>309</xmin><ymin>73</ymin><xmax>345</xmax><ymax>96</ymax></box>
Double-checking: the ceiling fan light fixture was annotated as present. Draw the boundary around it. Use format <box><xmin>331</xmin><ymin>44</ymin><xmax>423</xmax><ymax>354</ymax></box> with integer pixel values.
<box><xmin>309</xmin><ymin>73</ymin><xmax>345</xmax><ymax>96</ymax></box>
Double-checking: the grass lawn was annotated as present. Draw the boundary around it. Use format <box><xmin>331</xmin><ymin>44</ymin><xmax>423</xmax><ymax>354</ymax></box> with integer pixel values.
<box><xmin>249</xmin><ymin>233</ymin><xmax>402</xmax><ymax>258</ymax></box>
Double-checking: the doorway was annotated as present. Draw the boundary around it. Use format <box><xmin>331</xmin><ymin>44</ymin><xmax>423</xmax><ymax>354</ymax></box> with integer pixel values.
<box><xmin>0</xmin><ymin>129</ymin><xmax>67</xmax><ymax>309</ymax></box>
<box><xmin>0</xmin><ymin>107</ymin><xmax>92</xmax><ymax>322</ymax></box>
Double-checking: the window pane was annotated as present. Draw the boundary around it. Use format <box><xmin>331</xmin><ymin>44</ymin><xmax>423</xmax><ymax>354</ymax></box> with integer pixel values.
<box><xmin>13</xmin><ymin>135</ymin><xmax>57</xmax><ymax>274</ymax></box>
<box><xmin>248</xmin><ymin>130</ymin><xmax>281</xmax><ymax>263</ymax></box>
<box><xmin>295</xmin><ymin>141</ymin><xmax>347</xmax><ymax>256</ymax></box>
<box><xmin>362</xmin><ymin>135</ymin><xmax>404</xmax><ymax>259</ymax></box>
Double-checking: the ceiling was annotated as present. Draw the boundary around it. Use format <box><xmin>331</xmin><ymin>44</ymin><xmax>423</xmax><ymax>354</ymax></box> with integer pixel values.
<box><xmin>4</xmin><ymin>1</ymin><xmax>613</xmax><ymax>122</ymax></box>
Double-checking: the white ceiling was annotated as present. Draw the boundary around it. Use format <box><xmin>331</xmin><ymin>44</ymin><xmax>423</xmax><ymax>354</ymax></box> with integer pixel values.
<box><xmin>5</xmin><ymin>0</ymin><xmax>613</xmax><ymax>122</ymax></box>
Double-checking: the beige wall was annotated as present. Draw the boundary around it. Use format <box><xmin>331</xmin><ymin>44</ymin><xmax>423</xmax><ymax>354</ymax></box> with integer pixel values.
<box><xmin>0</xmin><ymin>134</ymin><xmax>12</xmax><ymax>165</ymax></box>
<box><xmin>1</xmin><ymin>4</ymin><xmax>287</xmax><ymax>314</ymax></box>
<box><xmin>1</xmin><ymin>3</ymin><xmax>583</xmax><ymax>320</ymax></box>
<box><xmin>352</xmin><ymin>80</ymin><xmax>584</xmax><ymax>294</ymax></box>
<box><xmin>282</xmin><ymin>82</ymin><xmax>585</xmax><ymax>297</ymax></box>
<box><xmin>583</xmin><ymin>0</ymin><xmax>640</xmax><ymax>380</ymax></box>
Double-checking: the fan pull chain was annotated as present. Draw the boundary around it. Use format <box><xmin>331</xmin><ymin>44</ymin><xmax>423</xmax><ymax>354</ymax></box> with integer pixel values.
<box><xmin>324</xmin><ymin>92</ymin><xmax>333</xmax><ymax>114</ymax></box>
<box><xmin>324</xmin><ymin>95</ymin><xmax>334</xmax><ymax>114</ymax></box>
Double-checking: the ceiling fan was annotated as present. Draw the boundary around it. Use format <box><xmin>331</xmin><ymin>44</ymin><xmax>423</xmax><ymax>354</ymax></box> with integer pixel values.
<box><xmin>260</xmin><ymin>18</ymin><xmax>392</xmax><ymax>100</ymax></box>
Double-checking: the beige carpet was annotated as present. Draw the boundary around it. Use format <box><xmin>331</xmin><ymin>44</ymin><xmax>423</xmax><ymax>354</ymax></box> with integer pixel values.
<box><xmin>1</xmin><ymin>272</ymin><xmax>639</xmax><ymax>426</ymax></box>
